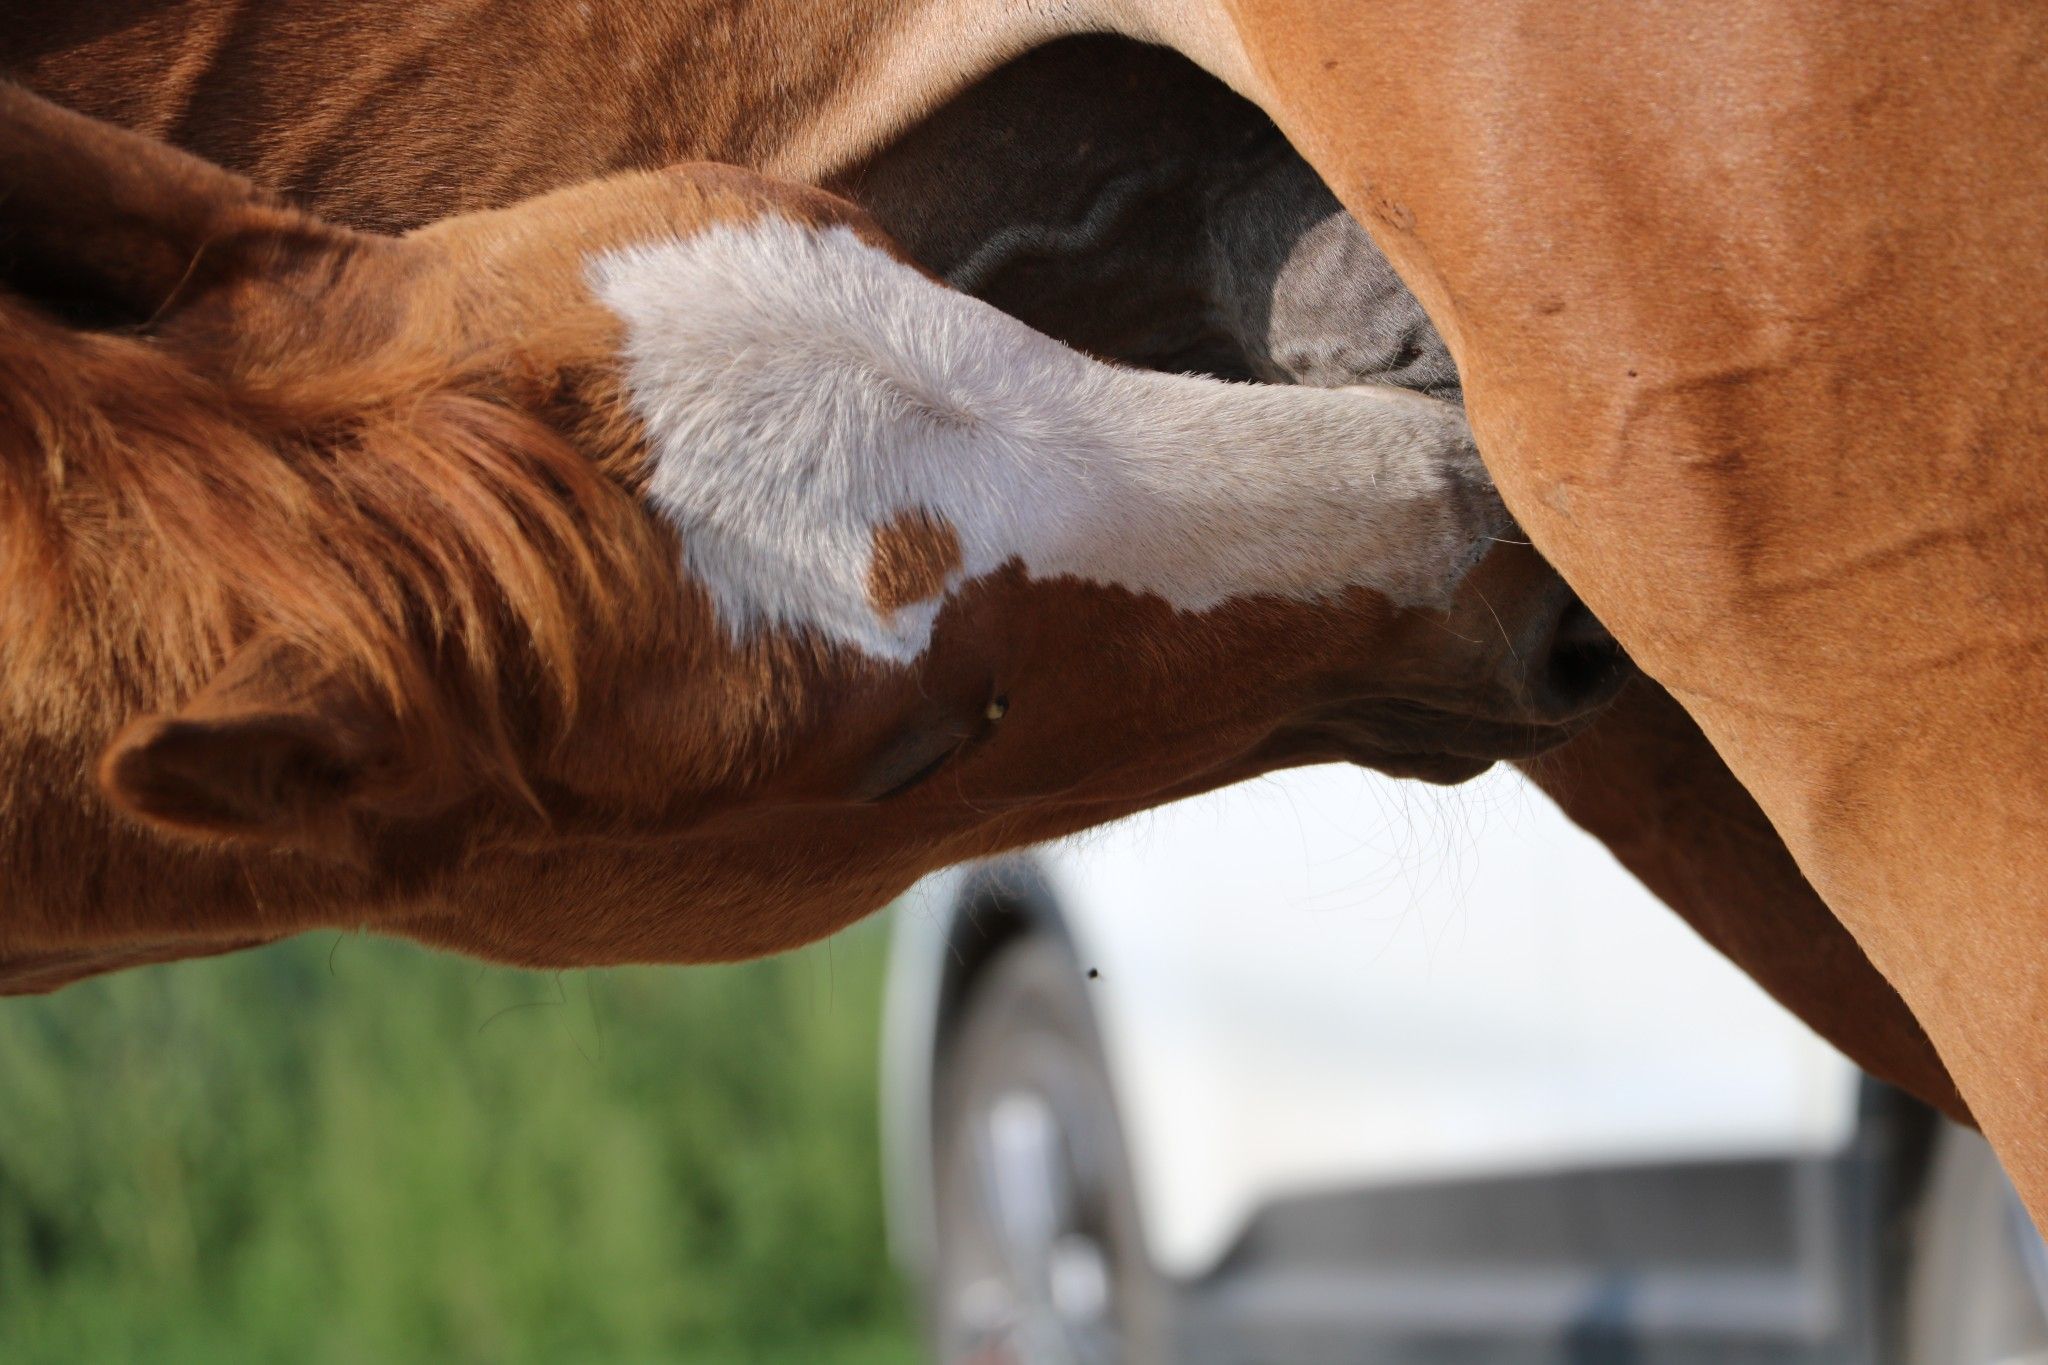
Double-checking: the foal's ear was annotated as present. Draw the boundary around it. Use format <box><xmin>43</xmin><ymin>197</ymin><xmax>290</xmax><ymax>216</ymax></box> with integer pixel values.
<box><xmin>96</xmin><ymin>640</ymin><xmax>418</xmax><ymax>862</ymax></box>
<box><xmin>0</xmin><ymin>82</ymin><xmax>363</xmax><ymax>328</ymax></box>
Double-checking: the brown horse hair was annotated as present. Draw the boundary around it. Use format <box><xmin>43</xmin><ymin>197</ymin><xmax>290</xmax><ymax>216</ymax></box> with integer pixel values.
<box><xmin>0</xmin><ymin>287</ymin><xmax>672</xmax><ymax>807</ymax></box>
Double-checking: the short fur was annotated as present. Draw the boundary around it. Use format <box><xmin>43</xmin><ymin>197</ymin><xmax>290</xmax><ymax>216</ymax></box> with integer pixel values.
<box><xmin>0</xmin><ymin>4</ymin><xmax>1993</xmax><ymax>1152</ymax></box>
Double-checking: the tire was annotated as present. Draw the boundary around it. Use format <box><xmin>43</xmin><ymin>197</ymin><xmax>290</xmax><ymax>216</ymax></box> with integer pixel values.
<box><xmin>1902</xmin><ymin>1124</ymin><xmax>2048</xmax><ymax>1365</ymax></box>
<box><xmin>928</xmin><ymin>934</ymin><xmax>1171</xmax><ymax>1365</ymax></box>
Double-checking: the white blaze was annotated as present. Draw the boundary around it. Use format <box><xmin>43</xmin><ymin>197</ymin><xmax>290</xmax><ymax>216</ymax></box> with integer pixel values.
<box><xmin>591</xmin><ymin>218</ymin><xmax>1496</xmax><ymax>662</ymax></box>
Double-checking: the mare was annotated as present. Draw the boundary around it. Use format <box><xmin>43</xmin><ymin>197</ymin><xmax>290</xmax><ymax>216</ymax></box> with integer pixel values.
<box><xmin>1226</xmin><ymin>0</ymin><xmax>2045</xmax><ymax>1213</ymax></box>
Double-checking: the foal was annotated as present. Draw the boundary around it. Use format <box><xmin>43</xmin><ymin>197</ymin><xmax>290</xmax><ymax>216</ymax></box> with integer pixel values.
<box><xmin>0</xmin><ymin>87</ymin><xmax>1615</xmax><ymax>990</ymax></box>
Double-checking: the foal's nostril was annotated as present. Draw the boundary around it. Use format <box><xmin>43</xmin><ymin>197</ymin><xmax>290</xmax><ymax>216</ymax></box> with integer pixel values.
<box><xmin>1528</xmin><ymin>593</ymin><xmax>1630</xmax><ymax>721</ymax></box>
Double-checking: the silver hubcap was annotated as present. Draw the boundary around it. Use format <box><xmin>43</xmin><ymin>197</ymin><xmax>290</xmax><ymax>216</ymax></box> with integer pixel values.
<box><xmin>1996</xmin><ymin>1182</ymin><xmax>2048</xmax><ymax>1365</ymax></box>
<box><xmin>952</xmin><ymin>1088</ymin><xmax>1121</xmax><ymax>1365</ymax></box>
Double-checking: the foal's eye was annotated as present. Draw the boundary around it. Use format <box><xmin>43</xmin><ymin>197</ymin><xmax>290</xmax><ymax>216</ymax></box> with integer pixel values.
<box><xmin>853</xmin><ymin>726</ymin><xmax>970</xmax><ymax>803</ymax></box>
<box><xmin>871</xmin><ymin>742</ymin><xmax>966</xmax><ymax>802</ymax></box>
<box><xmin>852</xmin><ymin>696</ymin><xmax>1007</xmax><ymax>803</ymax></box>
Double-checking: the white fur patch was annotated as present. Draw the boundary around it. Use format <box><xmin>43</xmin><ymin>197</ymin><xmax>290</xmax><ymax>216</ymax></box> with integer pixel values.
<box><xmin>590</xmin><ymin>218</ymin><xmax>1496</xmax><ymax>662</ymax></box>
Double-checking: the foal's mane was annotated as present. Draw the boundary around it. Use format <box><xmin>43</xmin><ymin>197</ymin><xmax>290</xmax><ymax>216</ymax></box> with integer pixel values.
<box><xmin>0</xmin><ymin>289</ymin><xmax>667</xmax><ymax>784</ymax></box>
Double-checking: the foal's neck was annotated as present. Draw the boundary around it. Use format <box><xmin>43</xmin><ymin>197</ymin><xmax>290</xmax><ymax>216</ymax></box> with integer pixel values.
<box><xmin>0</xmin><ymin>307</ymin><xmax>379</xmax><ymax>990</ymax></box>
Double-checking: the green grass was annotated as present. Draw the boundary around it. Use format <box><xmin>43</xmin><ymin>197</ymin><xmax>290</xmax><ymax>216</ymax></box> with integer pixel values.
<box><xmin>0</xmin><ymin>921</ymin><xmax>919</xmax><ymax>1364</ymax></box>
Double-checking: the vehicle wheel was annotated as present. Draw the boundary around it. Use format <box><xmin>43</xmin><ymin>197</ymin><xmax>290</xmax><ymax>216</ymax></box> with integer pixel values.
<box><xmin>1902</xmin><ymin>1124</ymin><xmax>2048</xmax><ymax>1365</ymax></box>
<box><xmin>929</xmin><ymin>934</ymin><xmax>1169</xmax><ymax>1365</ymax></box>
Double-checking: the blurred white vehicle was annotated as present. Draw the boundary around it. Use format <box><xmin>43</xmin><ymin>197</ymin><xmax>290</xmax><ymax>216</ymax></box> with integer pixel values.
<box><xmin>881</xmin><ymin>762</ymin><xmax>2048</xmax><ymax>1364</ymax></box>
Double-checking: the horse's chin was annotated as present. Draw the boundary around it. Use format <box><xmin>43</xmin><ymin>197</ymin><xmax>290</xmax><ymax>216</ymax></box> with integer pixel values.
<box><xmin>1262</xmin><ymin>694</ymin><xmax>1605</xmax><ymax>786</ymax></box>
<box><xmin>1368</xmin><ymin>752</ymin><xmax>1498</xmax><ymax>786</ymax></box>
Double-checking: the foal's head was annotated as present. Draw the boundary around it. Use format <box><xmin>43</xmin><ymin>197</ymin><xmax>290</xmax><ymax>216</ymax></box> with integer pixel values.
<box><xmin>0</xmin><ymin>85</ymin><xmax>1622</xmax><ymax>988</ymax></box>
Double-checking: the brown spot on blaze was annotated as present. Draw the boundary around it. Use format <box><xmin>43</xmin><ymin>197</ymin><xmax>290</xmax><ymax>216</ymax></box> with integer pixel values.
<box><xmin>867</xmin><ymin>508</ymin><xmax>962</xmax><ymax>614</ymax></box>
